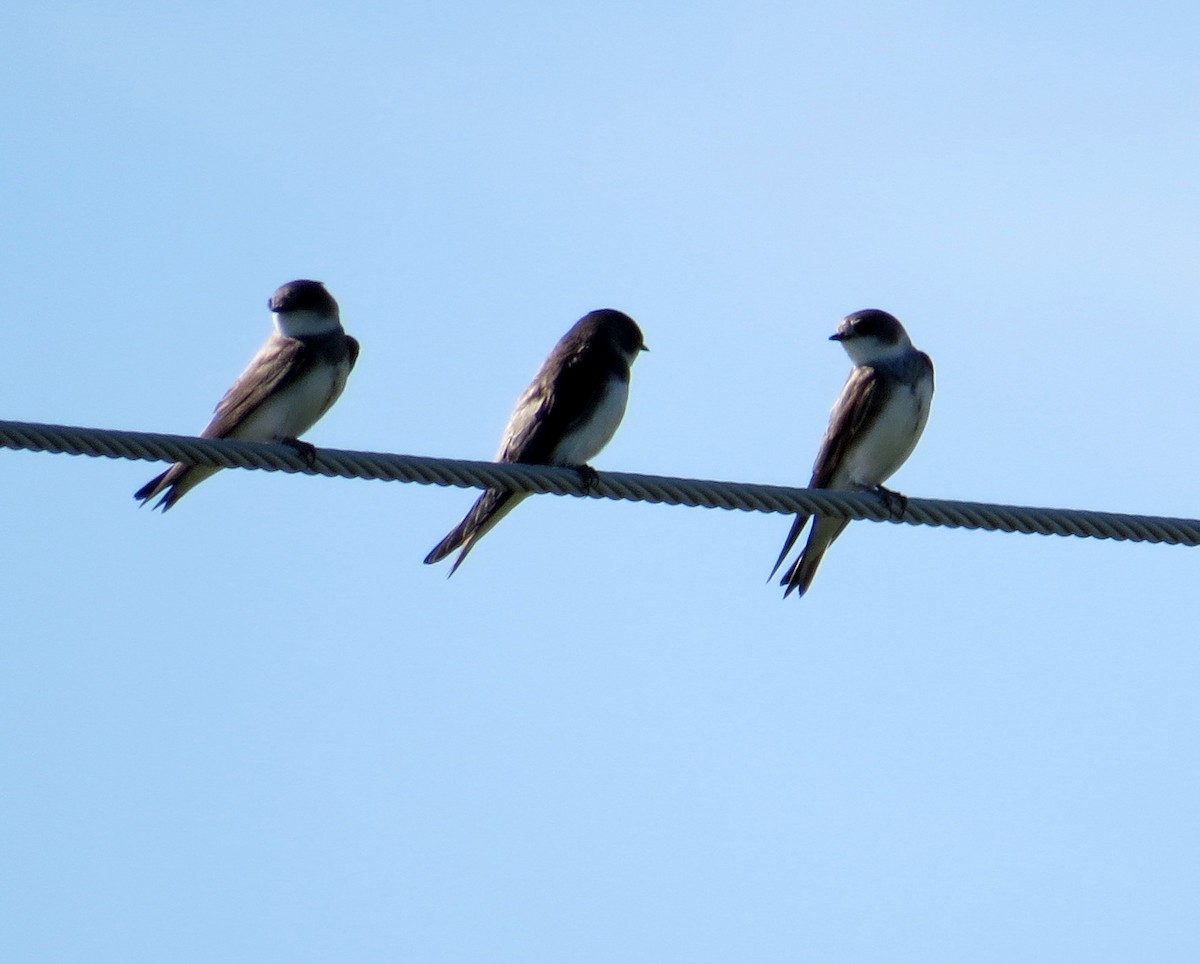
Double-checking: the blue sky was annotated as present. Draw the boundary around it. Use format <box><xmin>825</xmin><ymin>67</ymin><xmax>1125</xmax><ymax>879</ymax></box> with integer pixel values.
<box><xmin>4</xmin><ymin>3</ymin><xmax>1200</xmax><ymax>961</ymax></box>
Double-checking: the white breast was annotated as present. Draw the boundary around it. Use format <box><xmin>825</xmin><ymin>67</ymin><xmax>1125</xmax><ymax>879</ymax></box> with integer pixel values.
<box><xmin>836</xmin><ymin>378</ymin><xmax>932</xmax><ymax>488</ymax></box>
<box><xmin>230</xmin><ymin>358</ymin><xmax>350</xmax><ymax>443</ymax></box>
<box><xmin>551</xmin><ymin>377</ymin><xmax>630</xmax><ymax>466</ymax></box>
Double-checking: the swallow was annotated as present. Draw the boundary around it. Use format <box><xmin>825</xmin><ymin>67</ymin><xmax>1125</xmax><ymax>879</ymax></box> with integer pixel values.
<box><xmin>135</xmin><ymin>279</ymin><xmax>359</xmax><ymax>510</ymax></box>
<box><xmin>425</xmin><ymin>308</ymin><xmax>646</xmax><ymax>574</ymax></box>
<box><xmin>771</xmin><ymin>309</ymin><xmax>934</xmax><ymax>598</ymax></box>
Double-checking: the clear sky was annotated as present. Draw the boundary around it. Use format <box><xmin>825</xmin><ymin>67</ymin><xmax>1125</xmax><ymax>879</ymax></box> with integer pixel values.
<box><xmin>4</xmin><ymin>2</ymin><xmax>1200</xmax><ymax>961</ymax></box>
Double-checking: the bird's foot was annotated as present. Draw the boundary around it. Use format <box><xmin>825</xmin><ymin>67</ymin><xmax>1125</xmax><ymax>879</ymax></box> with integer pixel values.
<box><xmin>281</xmin><ymin>437</ymin><xmax>318</xmax><ymax>469</ymax></box>
<box><xmin>873</xmin><ymin>484</ymin><xmax>908</xmax><ymax>520</ymax></box>
<box><xmin>574</xmin><ymin>464</ymin><xmax>600</xmax><ymax>494</ymax></box>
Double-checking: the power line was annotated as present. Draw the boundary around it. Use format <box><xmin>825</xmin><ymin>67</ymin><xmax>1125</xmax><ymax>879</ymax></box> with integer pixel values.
<box><xmin>2</xmin><ymin>418</ymin><xmax>1198</xmax><ymax>547</ymax></box>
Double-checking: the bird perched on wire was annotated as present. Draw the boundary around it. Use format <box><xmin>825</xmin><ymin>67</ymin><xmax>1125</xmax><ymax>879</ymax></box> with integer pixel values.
<box><xmin>771</xmin><ymin>309</ymin><xmax>934</xmax><ymax>599</ymax></box>
<box><xmin>424</xmin><ymin>308</ymin><xmax>647</xmax><ymax>575</ymax></box>
<box><xmin>134</xmin><ymin>279</ymin><xmax>359</xmax><ymax>510</ymax></box>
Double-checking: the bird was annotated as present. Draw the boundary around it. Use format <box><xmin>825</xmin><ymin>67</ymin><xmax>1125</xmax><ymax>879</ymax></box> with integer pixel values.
<box><xmin>424</xmin><ymin>308</ymin><xmax>647</xmax><ymax>575</ymax></box>
<box><xmin>134</xmin><ymin>279</ymin><xmax>359</xmax><ymax>510</ymax></box>
<box><xmin>771</xmin><ymin>309</ymin><xmax>934</xmax><ymax>599</ymax></box>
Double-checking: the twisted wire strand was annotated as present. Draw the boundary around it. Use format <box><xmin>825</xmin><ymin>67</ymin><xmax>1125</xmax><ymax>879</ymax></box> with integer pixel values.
<box><xmin>2</xmin><ymin>418</ymin><xmax>1198</xmax><ymax>547</ymax></box>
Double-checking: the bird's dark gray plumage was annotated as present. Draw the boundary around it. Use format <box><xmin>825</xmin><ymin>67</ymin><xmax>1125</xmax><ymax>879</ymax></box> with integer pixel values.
<box><xmin>425</xmin><ymin>308</ymin><xmax>647</xmax><ymax>575</ymax></box>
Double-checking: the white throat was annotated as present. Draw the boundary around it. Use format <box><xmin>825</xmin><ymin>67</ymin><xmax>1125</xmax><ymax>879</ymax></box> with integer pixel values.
<box><xmin>842</xmin><ymin>335</ymin><xmax>912</xmax><ymax>367</ymax></box>
<box><xmin>274</xmin><ymin>309</ymin><xmax>341</xmax><ymax>339</ymax></box>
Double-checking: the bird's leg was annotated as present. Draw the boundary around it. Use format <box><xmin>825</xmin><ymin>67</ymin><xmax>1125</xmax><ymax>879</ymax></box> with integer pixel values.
<box><xmin>872</xmin><ymin>484</ymin><xmax>908</xmax><ymax>520</ymax></box>
<box><xmin>281</xmin><ymin>437</ymin><xmax>318</xmax><ymax>469</ymax></box>
<box><xmin>574</xmin><ymin>463</ymin><xmax>600</xmax><ymax>494</ymax></box>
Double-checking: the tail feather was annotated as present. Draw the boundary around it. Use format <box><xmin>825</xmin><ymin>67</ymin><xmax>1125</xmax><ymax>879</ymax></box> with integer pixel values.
<box><xmin>133</xmin><ymin>463</ymin><xmax>218</xmax><ymax>512</ymax></box>
<box><xmin>768</xmin><ymin>514</ymin><xmax>811</xmax><ymax>582</ymax></box>
<box><xmin>780</xmin><ymin>516</ymin><xmax>850</xmax><ymax>599</ymax></box>
<box><xmin>423</xmin><ymin>517</ymin><xmax>473</xmax><ymax>567</ymax></box>
<box><xmin>424</xmin><ymin>490</ymin><xmax>524</xmax><ymax>575</ymax></box>
<box><xmin>134</xmin><ymin>468</ymin><xmax>171</xmax><ymax>505</ymax></box>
